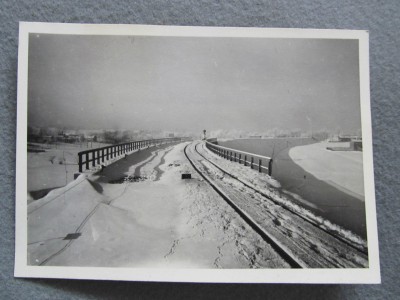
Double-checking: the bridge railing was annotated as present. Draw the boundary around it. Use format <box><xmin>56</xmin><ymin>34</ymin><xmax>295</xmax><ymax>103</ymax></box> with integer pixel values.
<box><xmin>205</xmin><ymin>141</ymin><xmax>273</xmax><ymax>176</ymax></box>
<box><xmin>78</xmin><ymin>137</ymin><xmax>187</xmax><ymax>173</ymax></box>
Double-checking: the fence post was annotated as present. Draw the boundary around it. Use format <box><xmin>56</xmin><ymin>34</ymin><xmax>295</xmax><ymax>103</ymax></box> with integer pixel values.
<box><xmin>259</xmin><ymin>159</ymin><xmax>262</xmax><ymax>173</ymax></box>
<box><xmin>234</xmin><ymin>153</ymin><xmax>236</xmax><ymax>162</ymax></box>
<box><xmin>102</xmin><ymin>149</ymin><xmax>105</xmax><ymax>163</ymax></box>
<box><xmin>92</xmin><ymin>151</ymin><xmax>95</xmax><ymax>167</ymax></box>
<box><xmin>239</xmin><ymin>154</ymin><xmax>241</xmax><ymax>164</ymax></box>
<box><xmin>86</xmin><ymin>153</ymin><xmax>89</xmax><ymax>170</ymax></box>
<box><xmin>251</xmin><ymin>157</ymin><xmax>254</xmax><ymax>169</ymax></box>
<box><xmin>244</xmin><ymin>155</ymin><xmax>247</xmax><ymax>166</ymax></box>
<box><xmin>268</xmin><ymin>159</ymin><xmax>273</xmax><ymax>176</ymax></box>
<box><xmin>78</xmin><ymin>153</ymin><xmax>83</xmax><ymax>173</ymax></box>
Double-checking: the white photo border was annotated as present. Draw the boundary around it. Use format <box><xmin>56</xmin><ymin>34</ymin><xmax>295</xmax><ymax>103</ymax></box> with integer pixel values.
<box><xmin>15</xmin><ymin>22</ymin><xmax>380</xmax><ymax>284</ymax></box>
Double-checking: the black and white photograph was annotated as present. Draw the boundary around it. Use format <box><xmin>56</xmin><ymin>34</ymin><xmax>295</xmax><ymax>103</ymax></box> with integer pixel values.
<box><xmin>15</xmin><ymin>23</ymin><xmax>379</xmax><ymax>283</ymax></box>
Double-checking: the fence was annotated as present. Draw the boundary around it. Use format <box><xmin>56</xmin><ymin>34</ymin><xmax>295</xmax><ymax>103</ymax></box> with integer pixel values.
<box><xmin>205</xmin><ymin>141</ymin><xmax>273</xmax><ymax>176</ymax></box>
<box><xmin>78</xmin><ymin>137</ymin><xmax>187</xmax><ymax>172</ymax></box>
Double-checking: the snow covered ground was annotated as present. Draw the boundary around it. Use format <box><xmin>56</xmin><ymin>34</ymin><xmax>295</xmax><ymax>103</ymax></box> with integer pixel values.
<box><xmin>27</xmin><ymin>142</ymin><xmax>110</xmax><ymax>200</ymax></box>
<box><xmin>289</xmin><ymin>142</ymin><xmax>364</xmax><ymax>200</ymax></box>
<box><xmin>28</xmin><ymin>142</ymin><xmax>290</xmax><ymax>268</ymax></box>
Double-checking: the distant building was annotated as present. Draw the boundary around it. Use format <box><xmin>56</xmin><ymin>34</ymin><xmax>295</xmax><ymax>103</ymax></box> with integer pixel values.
<box><xmin>85</xmin><ymin>135</ymin><xmax>97</xmax><ymax>142</ymax></box>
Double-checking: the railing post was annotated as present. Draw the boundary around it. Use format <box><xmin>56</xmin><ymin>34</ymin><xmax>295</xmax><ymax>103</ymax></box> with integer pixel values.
<box><xmin>86</xmin><ymin>153</ymin><xmax>89</xmax><ymax>170</ymax></box>
<box><xmin>239</xmin><ymin>154</ymin><xmax>241</xmax><ymax>164</ymax></box>
<box><xmin>268</xmin><ymin>159</ymin><xmax>273</xmax><ymax>176</ymax></box>
<box><xmin>251</xmin><ymin>157</ymin><xmax>254</xmax><ymax>169</ymax></box>
<box><xmin>244</xmin><ymin>155</ymin><xmax>247</xmax><ymax>166</ymax></box>
<box><xmin>259</xmin><ymin>159</ymin><xmax>262</xmax><ymax>173</ymax></box>
<box><xmin>97</xmin><ymin>150</ymin><xmax>100</xmax><ymax>164</ymax></box>
<box><xmin>78</xmin><ymin>153</ymin><xmax>83</xmax><ymax>173</ymax></box>
<box><xmin>92</xmin><ymin>151</ymin><xmax>95</xmax><ymax>167</ymax></box>
<box><xmin>234</xmin><ymin>153</ymin><xmax>236</xmax><ymax>162</ymax></box>
<box><xmin>102</xmin><ymin>149</ymin><xmax>105</xmax><ymax>163</ymax></box>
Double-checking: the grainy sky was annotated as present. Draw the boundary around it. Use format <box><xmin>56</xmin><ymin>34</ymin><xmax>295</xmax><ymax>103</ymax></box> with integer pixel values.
<box><xmin>28</xmin><ymin>34</ymin><xmax>361</xmax><ymax>134</ymax></box>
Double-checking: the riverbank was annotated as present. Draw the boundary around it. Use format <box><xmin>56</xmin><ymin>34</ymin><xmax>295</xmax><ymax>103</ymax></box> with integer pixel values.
<box><xmin>289</xmin><ymin>142</ymin><xmax>364</xmax><ymax>200</ymax></box>
<box><xmin>273</xmin><ymin>146</ymin><xmax>366</xmax><ymax>238</ymax></box>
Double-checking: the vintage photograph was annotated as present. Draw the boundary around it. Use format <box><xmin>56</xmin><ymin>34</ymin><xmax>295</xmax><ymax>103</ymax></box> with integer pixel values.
<box><xmin>15</xmin><ymin>23</ymin><xmax>379</xmax><ymax>283</ymax></box>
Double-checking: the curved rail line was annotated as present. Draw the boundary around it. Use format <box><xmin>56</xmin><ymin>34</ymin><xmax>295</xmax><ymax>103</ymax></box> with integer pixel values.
<box><xmin>184</xmin><ymin>143</ymin><xmax>304</xmax><ymax>268</ymax></box>
<box><xmin>193</xmin><ymin>141</ymin><xmax>368</xmax><ymax>255</ymax></box>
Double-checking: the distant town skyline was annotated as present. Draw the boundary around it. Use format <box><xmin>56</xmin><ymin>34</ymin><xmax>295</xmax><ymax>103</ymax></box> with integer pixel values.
<box><xmin>28</xmin><ymin>34</ymin><xmax>362</xmax><ymax>135</ymax></box>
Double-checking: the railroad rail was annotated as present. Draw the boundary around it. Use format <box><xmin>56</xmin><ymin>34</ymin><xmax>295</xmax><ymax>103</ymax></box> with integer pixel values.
<box><xmin>78</xmin><ymin>137</ymin><xmax>188</xmax><ymax>172</ymax></box>
<box><xmin>201</xmin><ymin>142</ymin><xmax>368</xmax><ymax>254</ymax></box>
<box><xmin>184</xmin><ymin>141</ymin><xmax>368</xmax><ymax>268</ymax></box>
<box><xmin>184</xmin><ymin>143</ymin><xmax>303</xmax><ymax>268</ymax></box>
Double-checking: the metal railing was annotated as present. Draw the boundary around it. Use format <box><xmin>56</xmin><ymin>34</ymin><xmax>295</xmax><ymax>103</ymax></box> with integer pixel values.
<box><xmin>205</xmin><ymin>141</ymin><xmax>273</xmax><ymax>176</ymax></box>
<box><xmin>78</xmin><ymin>137</ymin><xmax>187</xmax><ymax>172</ymax></box>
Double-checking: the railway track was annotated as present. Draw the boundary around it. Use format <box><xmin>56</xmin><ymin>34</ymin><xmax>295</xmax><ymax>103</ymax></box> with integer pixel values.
<box><xmin>200</xmin><ymin>142</ymin><xmax>368</xmax><ymax>254</ymax></box>
<box><xmin>184</xmin><ymin>141</ymin><xmax>369</xmax><ymax>268</ymax></box>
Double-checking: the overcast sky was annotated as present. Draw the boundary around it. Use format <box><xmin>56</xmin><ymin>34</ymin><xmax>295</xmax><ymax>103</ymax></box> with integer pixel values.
<box><xmin>28</xmin><ymin>34</ymin><xmax>361</xmax><ymax>134</ymax></box>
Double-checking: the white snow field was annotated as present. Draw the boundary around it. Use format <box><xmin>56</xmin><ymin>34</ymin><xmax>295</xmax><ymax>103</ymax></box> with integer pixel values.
<box><xmin>27</xmin><ymin>142</ymin><xmax>110</xmax><ymax>201</ymax></box>
<box><xmin>289</xmin><ymin>142</ymin><xmax>364</xmax><ymax>200</ymax></box>
<box><xmin>28</xmin><ymin>142</ymin><xmax>290</xmax><ymax>268</ymax></box>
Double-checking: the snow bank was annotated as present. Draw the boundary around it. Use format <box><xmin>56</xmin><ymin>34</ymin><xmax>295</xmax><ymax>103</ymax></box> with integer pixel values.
<box><xmin>28</xmin><ymin>175</ymin><xmax>106</xmax><ymax>265</ymax></box>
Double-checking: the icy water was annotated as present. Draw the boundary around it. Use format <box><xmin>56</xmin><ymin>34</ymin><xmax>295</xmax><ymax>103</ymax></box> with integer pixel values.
<box><xmin>219</xmin><ymin>138</ymin><xmax>367</xmax><ymax>238</ymax></box>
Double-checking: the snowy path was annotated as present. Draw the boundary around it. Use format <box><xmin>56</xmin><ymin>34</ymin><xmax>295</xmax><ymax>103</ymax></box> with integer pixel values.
<box><xmin>28</xmin><ymin>142</ymin><xmax>289</xmax><ymax>268</ymax></box>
